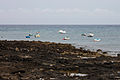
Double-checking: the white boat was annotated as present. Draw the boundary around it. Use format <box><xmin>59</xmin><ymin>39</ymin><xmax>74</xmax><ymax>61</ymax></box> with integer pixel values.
<box><xmin>58</xmin><ymin>30</ymin><xmax>66</xmax><ymax>34</ymax></box>
<box><xmin>63</xmin><ymin>36</ymin><xmax>70</xmax><ymax>40</ymax></box>
<box><xmin>34</xmin><ymin>34</ymin><xmax>40</xmax><ymax>38</ymax></box>
<box><xmin>94</xmin><ymin>38</ymin><xmax>101</xmax><ymax>42</ymax></box>
<box><xmin>87</xmin><ymin>33</ymin><xmax>94</xmax><ymax>37</ymax></box>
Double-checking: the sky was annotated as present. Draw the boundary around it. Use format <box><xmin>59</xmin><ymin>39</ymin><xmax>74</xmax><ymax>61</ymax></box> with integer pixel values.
<box><xmin>0</xmin><ymin>0</ymin><xmax>120</xmax><ymax>25</ymax></box>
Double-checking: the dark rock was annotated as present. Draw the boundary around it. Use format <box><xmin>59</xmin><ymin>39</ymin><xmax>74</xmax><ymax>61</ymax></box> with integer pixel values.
<box><xmin>117</xmin><ymin>54</ymin><xmax>120</xmax><ymax>57</ymax></box>
<box><xmin>0</xmin><ymin>40</ymin><xmax>119</xmax><ymax>80</ymax></box>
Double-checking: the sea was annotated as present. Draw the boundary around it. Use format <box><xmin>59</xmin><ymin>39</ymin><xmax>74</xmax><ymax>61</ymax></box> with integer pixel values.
<box><xmin>0</xmin><ymin>25</ymin><xmax>120</xmax><ymax>55</ymax></box>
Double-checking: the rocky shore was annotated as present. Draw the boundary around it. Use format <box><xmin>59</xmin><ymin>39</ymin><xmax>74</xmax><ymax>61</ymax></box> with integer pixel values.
<box><xmin>0</xmin><ymin>40</ymin><xmax>120</xmax><ymax>80</ymax></box>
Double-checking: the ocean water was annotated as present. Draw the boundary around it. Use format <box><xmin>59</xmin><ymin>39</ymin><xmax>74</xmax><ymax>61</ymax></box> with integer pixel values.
<box><xmin>0</xmin><ymin>25</ymin><xmax>120</xmax><ymax>53</ymax></box>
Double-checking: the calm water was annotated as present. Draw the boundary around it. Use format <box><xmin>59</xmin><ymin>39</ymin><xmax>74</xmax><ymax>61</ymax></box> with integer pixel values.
<box><xmin>0</xmin><ymin>25</ymin><xmax>120</xmax><ymax>53</ymax></box>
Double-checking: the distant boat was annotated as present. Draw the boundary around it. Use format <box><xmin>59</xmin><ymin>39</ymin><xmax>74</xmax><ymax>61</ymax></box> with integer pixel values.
<box><xmin>94</xmin><ymin>38</ymin><xmax>101</xmax><ymax>42</ymax></box>
<box><xmin>34</xmin><ymin>34</ymin><xmax>40</xmax><ymax>38</ymax></box>
<box><xmin>81</xmin><ymin>33</ymin><xmax>87</xmax><ymax>36</ymax></box>
<box><xmin>63</xmin><ymin>36</ymin><xmax>70</xmax><ymax>40</ymax></box>
<box><xmin>26</xmin><ymin>36</ymin><xmax>30</xmax><ymax>38</ymax></box>
<box><xmin>87</xmin><ymin>33</ymin><xmax>94</xmax><ymax>37</ymax></box>
<box><xmin>58</xmin><ymin>30</ymin><xmax>66</xmax><ymax>34</ymax></box>
<box><xmin>29</xmin><ymin>33</ymin><xmax>33</xmax><ymax>36</ymax></box>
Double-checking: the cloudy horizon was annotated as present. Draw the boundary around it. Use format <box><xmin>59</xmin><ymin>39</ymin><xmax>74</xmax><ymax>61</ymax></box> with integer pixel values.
<box><xmin>0</xmin><ymin>0</ymin><xmax>120</xmax><ymax>25</ymax></box>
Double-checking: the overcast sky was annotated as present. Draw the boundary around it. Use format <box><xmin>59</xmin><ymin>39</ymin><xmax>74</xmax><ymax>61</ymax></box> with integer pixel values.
<box><xmin>0</xmin><ymin>0</ymin><xmax>120</xmax><ymax>25</ymax></box>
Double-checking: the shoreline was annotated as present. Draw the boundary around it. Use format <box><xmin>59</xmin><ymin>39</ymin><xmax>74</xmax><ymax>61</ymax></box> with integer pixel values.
<box><xmin>1</xmin><ymin>40</ymin><xmax>119</xmax><ymax>53</ymax></box>
<box><xmin>1</xmin><ymin>40</ymin><xmax>120</xmax><ymax>57</ymax></box>
<box><xmin>0</xmin><ymin>25</ymin><xmax>120</xmax><ymax>53</ymax></box>
<box><xmin>0</xmin><ymin>40</ymin><xmax>120</xmax><ymax>80</ymax></box>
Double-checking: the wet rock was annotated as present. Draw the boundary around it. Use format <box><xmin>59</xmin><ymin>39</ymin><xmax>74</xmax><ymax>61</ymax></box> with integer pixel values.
<box><xmin>11</xmin><ymin>70</ymin><xmax>25</xmax><ymax>74</ymax></box>
<box><xmin>0</xmin><ymin>40</ymin><xmax>119</xmax><ymax>80</ymax></box>
<box><xmin>15</xmin><ymin>47</ymin><xmax>19</xmax><ymax>51</ymax></box>
<box><xmin>117</xmin><ymin>54</ymin><xmax>120</xmax><ymax>57</ymax></box>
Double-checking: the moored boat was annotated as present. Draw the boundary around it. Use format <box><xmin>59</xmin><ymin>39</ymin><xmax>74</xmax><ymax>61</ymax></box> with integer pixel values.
<box><xmin>87</xmin><ymin>33</ymin><xmax>94</xmax><ymax>37</ymax></box>
<box><xmin>63</xmin><ymin>36</ymin><xmax>70</xmax><ymax>40</ymax></box>
<box><xmin>34</xmin><ymin>34</ymin><xmax>40</xmax><ymax>38</ymax></box>
<box><xmin>94</xmin><ymin>38</ymin><xmax>101</xmax><ymax>42</ymax></box>
<box><xmin>58</xmin><ymin>30</ymin><xmax>66</xmax><ymax>34</ymax></box>
<box><xmin>26</xmin><ymin>36</ymin><xmax>30</xmax><ymax>38</ymax></box>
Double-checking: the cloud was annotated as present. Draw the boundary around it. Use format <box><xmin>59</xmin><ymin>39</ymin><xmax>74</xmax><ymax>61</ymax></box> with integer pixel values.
<box><xmin>0</xmin><ymin>8</ymin><xmax>120</xmax><ymax>24</ymax></box>
<box><xmin>90</xmin><ymin>8</ymin><xmax>118</xmax><ymax>17</ymax></box>
<box><xmin>0</xmin><ymin>8</ymin><xmax>119</xmax><ymax>18</ymax></box>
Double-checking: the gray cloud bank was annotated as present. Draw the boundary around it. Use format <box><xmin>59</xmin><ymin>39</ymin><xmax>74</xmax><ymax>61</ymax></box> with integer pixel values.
<box><xmin>0</xmin><ymin>0</ymin><xmax>120</xmax><ymax>24</ymax></box>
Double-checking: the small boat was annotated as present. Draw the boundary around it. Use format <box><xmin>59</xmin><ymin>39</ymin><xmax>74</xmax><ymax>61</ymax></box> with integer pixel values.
<box><xmin>58</xmin><ymin>30</ymin><xmax>66</xmax><ymax>34</ymax></box>
<box><xmin>34</xmin><ymin>34</ymin><xmax>40</xmax><ymax>38</ymax></box>
<box><xmin>63</xmin><ymin>36</ymin><xmax>70</xmax><ymax>40</ymax></box>
<box><xmin>29</xmin><ymin>33</ymin><xmax>33</xmax><ymax>36</ymax></box>
<box><xmin>81</xmin><ymin>33</ymin><xmax>87</xmax><ymax>36</ymax></box>
<box><xmin>87</xmin><ymin>33</ymin><xmax>94</xmax><ymax>37</ymax></box>
<box><xmin>94</xmin><ymin>38</ymin><xmax>101</xmax><ymax>42</ymax></box>
<box><xmin>26</xmin><ymin>36</ymin><xmax>30</xmax><ymax>38</ymax></box>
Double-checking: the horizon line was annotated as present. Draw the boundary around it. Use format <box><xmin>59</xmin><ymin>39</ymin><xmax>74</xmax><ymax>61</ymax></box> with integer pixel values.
<box><xmin>0</xmin><ymin>23</ymin><xmax>120</xmax><ymax>26</ymax></box>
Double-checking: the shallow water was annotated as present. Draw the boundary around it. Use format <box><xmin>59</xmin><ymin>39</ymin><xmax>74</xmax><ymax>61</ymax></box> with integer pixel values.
<box><xmin>0</xmin><ymin>25</ymin><xmax>120</xmax><ymax>52</ymax></box>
